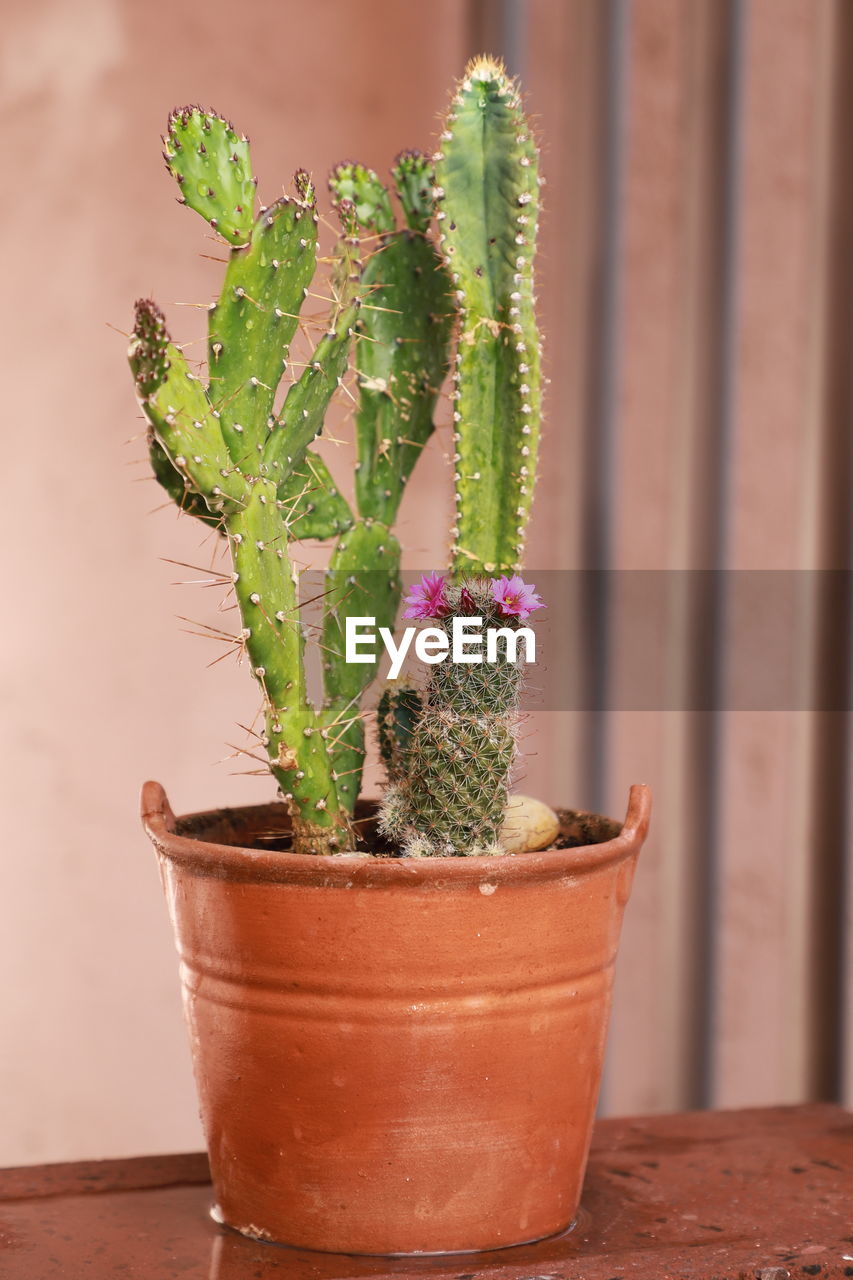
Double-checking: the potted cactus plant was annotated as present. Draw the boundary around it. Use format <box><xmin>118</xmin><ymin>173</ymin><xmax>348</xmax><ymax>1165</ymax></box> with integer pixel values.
<box><xmin>135</xmin><ymin>58</ymin><xmax>650</xmax><ymax>1256</ymax></box>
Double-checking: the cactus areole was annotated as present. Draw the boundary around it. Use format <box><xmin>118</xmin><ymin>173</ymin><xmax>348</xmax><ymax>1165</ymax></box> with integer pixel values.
<box><xmin>135</xmin><ymin>57</ymin><xmax>650</xmax><ymax>1257</ymax></box>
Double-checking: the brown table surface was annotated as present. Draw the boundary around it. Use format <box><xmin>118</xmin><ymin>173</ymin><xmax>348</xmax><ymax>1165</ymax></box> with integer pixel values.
<box><xmin>0</xmin><ymin>1104</ymin><xmax>850</xmax><ymax>1279</ymax></box>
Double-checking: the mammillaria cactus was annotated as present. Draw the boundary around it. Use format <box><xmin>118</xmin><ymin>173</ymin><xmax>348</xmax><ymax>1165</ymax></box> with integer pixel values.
<box><xmin>131</xmin><ymin>58</ymin><xmax>552</xmax><ymax>858</ymax></box>
<box><xmin>379</xmin><ymin>575</ymin><xmax>543</xmax><ymax>856</ymax></box>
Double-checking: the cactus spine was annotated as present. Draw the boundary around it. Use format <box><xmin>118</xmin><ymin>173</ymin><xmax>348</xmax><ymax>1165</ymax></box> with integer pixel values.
<box><xmin>435</xmin><ymin>58</ymin><xmax>542</xmax><ymax>577</ymax></box>
<box><xmin>132</xmin><ymin>108</ymin><xmax>451</xmax><ymax>853</ymax></box>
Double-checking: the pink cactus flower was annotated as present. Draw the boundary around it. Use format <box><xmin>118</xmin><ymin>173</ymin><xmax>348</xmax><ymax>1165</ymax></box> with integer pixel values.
<box><xmin>490</xmin><ymin>575</ymin><xmax>544</xmax><ymax>621</ymax></box>
<box><xmin>458</xmin><ymin>586</ymin><xmax>477</xmax><ymax>614</ymax></box>
<box><xmin>403</xmin><ymin>571</ymin><xmax>449</xmax><ymax>619</ymax></box>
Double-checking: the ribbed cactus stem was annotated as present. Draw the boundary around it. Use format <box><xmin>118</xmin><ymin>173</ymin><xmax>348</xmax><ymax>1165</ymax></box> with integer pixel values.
<box><xmin>321</xmin><ymin>520</ymin><xmax>401</xmax><ymax>812</ymax></box>
<box><xmin>129</xmin><ymin>300</ymin><xmax>246</xmax><ymax>516</ymax></box>
<box><xmin>277</xmin><ymin>452</ymin><xmax>353</xmax><ymax>540</ymax></box>
<box><xmin>378</xmin><ymin>581</ymin><xmax>526</xmax><ymax>856</ymax></box>
<box><xmin>262</xmin><ymin>200</ymin><xmax>361</xmax><ymax>481</ymax></box>
<box><xmin>435</xmin><ymin>57</ymin><xmax>542</xmax><ymax>577</ymax></box>
<box><xmin>377</xmin><ymin>684</ymin><xmax>423</xmax><ymax>781</ymax></box>
<box><xmin>227</xmin><ymin>481</ymin><xmax>350</xmax><ymax>854</ymax></box>
<box><xmin>209</xmin><ymin>186</ymin><xmax>318</xmax><ymax>457</ymax></box>
<box><xmin>131</xmin><ymin>296</ymin><xmax>350</xmax><ymax>854</ymax></box>
<box><xmin>330</xmin><ymin>159</ymin><xmax>453</xmax><ymax>526</ymax></box>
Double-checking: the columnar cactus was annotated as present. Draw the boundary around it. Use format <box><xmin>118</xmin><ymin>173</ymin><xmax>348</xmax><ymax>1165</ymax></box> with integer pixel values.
<box><xmin>131</xmin><ymin>108</ymin><xmax>451</xmax><ymax>853</ymax></box>
<box><xmin>435</xmin><ymin>58</ymin><xmax>542</xmax><ymax>578</ymax></box>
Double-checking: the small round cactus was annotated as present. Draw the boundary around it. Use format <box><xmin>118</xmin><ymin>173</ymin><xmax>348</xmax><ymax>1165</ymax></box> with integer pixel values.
<box><xmin>378</xmin><ymin>577</ymin><xmax>544</xmax><ymax>856</ymax></box>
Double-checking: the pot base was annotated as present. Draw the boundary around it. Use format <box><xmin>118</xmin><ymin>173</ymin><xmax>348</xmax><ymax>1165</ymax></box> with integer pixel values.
<box><xmin>210</xmin><ymin>1201</ymin><xmax>580</xmax><ymax>1257</ymax></box>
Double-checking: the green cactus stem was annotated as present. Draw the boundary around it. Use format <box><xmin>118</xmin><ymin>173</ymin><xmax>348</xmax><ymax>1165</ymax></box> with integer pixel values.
<box><xmin>285</xmin><ymin>160</ymin><xmax>453</xmax><ymax>810</ymax></box>
<box><xmin>228</xmin><ymin>480</ymin><xmax>351</xmax><ymax>853</ymax></box>
<box><xmin>277</xmin><ymin>452</ymin><xmax>353</xmax><ymax>541</ymax></box>
<box><xmin>129</xmin><ymin>300</ymin><xmax>246</xmax><ymax>517</ymax></box>
<box><xmin>130</xmin><ymin>298</ymin><xmax>349</xmax><ymax>855</ymax></box>
<box><xmin>146</xmin><ymin>428</ymin><xmax>221</xmax><ymax>529</ymax></box>
<box><xmin>378</xmin><ymin>579</ymin><xmax>527</xmax><ymax>856</ymax></box>
<box><xmin>391</xmin><ymin>149</ymin><xmax>436</xmax><ymax>233</ymax></box>
<box><xmin>377</xmin><ymin>683</ymin><xmax>423</xmax><ymax>781</ymax></box>
<box><xmin>209</xmin><ymin>186</ymin><xmax>318</xmax><ymax>454</ymax></box>
<box><xmin>164</xmin><ymin>107</ymin><xmax>256</xmax><ymax>246</ymax></box>
<box><xmin>328</xmin><ymin>162</ymin><xmax>395</xmax><ymax>234</ymax></box>
<box><xmin>148</xmin><ymin>431</ymin><xmax>352</xmax><ymax>542</ymax></box>
<box><xmin>261</xmin><ymin>200</ymin><xmax>361</xmax><ymax>481</ymax></box>
<box><xmin>321</xmin><ymin>521</ymin><xmax>402</xmax><ymax>810</ymax></box>
<box><xmin>331</xmin><ymin>158</ymin><xmax>453</xmax><ymax>526</ymax></box>
<box><xmin>353</xmin><ymin>232</ymin><xmax>453</xmax><ymax>524</ymax></box>
<box><xmin>262</xmin><ymin>317</ymin><xmax>356</xmax><ymax>479</ymax></box>
<box><xmin>146</xmin><ymin>176</ymin><xmax>360</xmax><ymax>544</ymax></box>
<box><xmin>435</xmin><ymin>57</ymin><xmax>542</xmax><ymax>577</ymax></box>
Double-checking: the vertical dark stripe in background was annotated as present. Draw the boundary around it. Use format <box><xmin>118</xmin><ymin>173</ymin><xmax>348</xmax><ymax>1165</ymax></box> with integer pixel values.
<box><xmin>500</xmin><ymin>0</ymin><xmax>528</xmax><ymax>78</ymax></box>
<box><xmin>809</xmin><ymin>0</ymin><xmax>853</xmax><ymax>1101</ymax></box>
<box><xmin>468</xmin><ymin>0</ymin><xmax>621</xmax><ymax>813</ymax></box>
<box><xmin>693</xmin><ymin>0</ymin><xmax>748</xmax><ymax>1108</ymax></box>
<box><xmin>582</xmin><ymin>0</ymin><xmax>629</xmax><ymax>815</ymax></box>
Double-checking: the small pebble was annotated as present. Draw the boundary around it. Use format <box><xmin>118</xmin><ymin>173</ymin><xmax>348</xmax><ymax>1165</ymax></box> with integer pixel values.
<box><xmin>500</xmin><ymin>795</ymin><xmax>560</xmax><ymax>853</ymax></box>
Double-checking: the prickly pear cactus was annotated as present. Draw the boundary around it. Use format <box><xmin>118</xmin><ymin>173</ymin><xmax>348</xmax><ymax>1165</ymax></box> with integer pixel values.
<box><xmin>131</xmin><ymin>106</ymin><xmax>452</xmax><ymax>854</ymax></box>
<box><xmin>435</xmin><ymin>58</ymin><xmax>542</xmax><ymax>577</ymax></box>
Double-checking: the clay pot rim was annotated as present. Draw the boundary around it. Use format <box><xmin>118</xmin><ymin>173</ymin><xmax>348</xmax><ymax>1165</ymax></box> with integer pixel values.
<box><xmin>142</xmin><ymin>781</ymin><xmax>651</xmax><ymax>887</ymax></box>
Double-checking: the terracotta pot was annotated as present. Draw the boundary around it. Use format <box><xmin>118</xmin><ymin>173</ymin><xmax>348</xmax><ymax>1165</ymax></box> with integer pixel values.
<box><xmin>142</xmin><ymin>781</ymin><xmax>650</xmax><ymax>1255</ymax></box>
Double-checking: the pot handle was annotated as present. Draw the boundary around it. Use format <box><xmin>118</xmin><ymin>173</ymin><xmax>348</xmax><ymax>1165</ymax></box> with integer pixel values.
<box><xmin>140</xmin><ymin>781</ymin><xmax>177</xmax><ymax>838</ymax></box>
<box><xmin>622</xmin><ymin>783</ymin><xmax>652</xmax><ymax>845</ymax></box>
